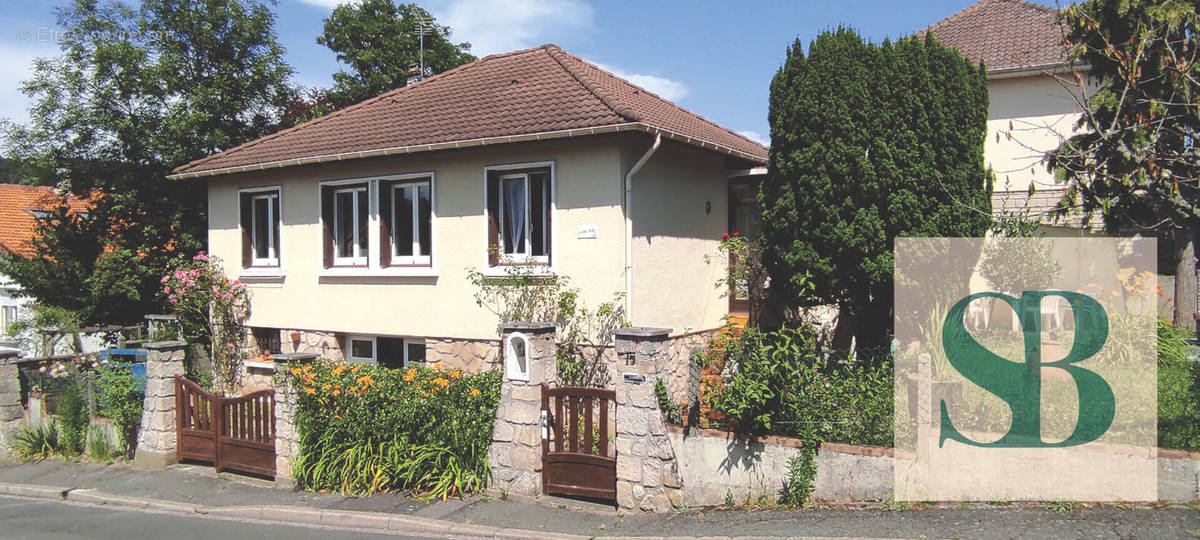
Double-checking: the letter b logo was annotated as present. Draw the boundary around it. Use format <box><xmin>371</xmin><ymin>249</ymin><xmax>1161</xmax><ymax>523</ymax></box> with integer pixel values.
<box><xmin>939</xmin><ymin>291</ymin><xmax>1114</xmax><ymax>448</ymax></box>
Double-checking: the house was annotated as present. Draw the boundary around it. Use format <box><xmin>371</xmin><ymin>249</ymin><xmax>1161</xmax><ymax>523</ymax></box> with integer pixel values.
<box><xmin>924</xmin><ymin>0</ymin><xmax>1087</xmax><ymax>228</ymax></box>
<box><xmin>173</xmin><ymin>44</ymin><xmax>766</xmax><ymax>386</ymax></box>
<box><xmin>0</xmin><ymin>183</ymin><xmax>93</xmax><ymax>352</ymax></box>
<box><xmin>925</xmin><ymin>0</ymin><xmax>1179</xmax><ymax>325</ymax></box>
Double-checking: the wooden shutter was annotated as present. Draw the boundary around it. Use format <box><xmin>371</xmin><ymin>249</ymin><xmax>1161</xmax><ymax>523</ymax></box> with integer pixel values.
<box><xmin>379</xmin><ymin>181</ymin><xmax>392</xmax><ymax>267</ymax></box>
<box><xmin>239</xmin><ymin>193</ymin><xmax>252</xmax><ymax>268</ymax></box>
<box><xmin>321</xmin><ymin>186</ymin><xmax>334</xmax><ymax>268</ymax></box>
<box><xmin>486</xmin><ymin>172</ymin><xmax>500</xmax><ymax>266</ymax></box>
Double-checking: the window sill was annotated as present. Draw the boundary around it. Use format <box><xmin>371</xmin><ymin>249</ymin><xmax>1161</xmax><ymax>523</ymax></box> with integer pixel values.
<box><xmin>239</xmin><ymin>268</ymin><xmax>286</xmax><ymax>283</ymax></box>
<box><xmin>320</xmin><ymin>267</ymin><xmax>439</xmax><ymax>278</ymax></box>
<box><xmin>481</xmin><ymin>266</ymin><xmax>556</xmax><ymax>279</ymax></box>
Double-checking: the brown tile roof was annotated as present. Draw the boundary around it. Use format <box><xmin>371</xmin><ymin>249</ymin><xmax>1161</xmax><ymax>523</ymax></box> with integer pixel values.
<box><xmin>172</xmin><ymin>44</ymin><xmax>767</xmax><ymax>178</ymax></box>
<box><xmin>923</xmin><ymin>0</ymin><xmax>1069</xmax><ymax>74</ymax></box>
<box><xmin>0</xmin><ymin>184</ymin><xmax>93</xmax><ymax>258</ymax></box>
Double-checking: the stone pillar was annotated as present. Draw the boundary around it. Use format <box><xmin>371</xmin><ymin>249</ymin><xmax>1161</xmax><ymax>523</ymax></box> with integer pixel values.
<box><xmin>271</xmin><ymin>352</ymin><xmax>318</xmax><ymax>489</ymax></box>
<box><xmin>133</xmin><ymin>341</ymin><xmax>186</xmax><ymax>470</ymax></box>
<box><xmin>614</xmin><ymin>327</ymin><xmax>683</xmax><ymax>512</ymax></box>
<box><xmin>488</xmin><ymin>322</ymin><xmax>556</xmax><ymax>497</ymax></box>
<box><xmin>0</xmin><ymin>348</ymin><xmax>23</xmax><ymax>450</ymax></box>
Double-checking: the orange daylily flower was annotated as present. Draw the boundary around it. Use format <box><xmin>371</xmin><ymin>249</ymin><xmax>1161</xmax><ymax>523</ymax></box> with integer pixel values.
<box><xmin>469</xmin><ymin>388</ymin><xmax>481</xmax><ymax>397</ymax></box>
<box><xmin>305</xmin><ymin>387</ymin><xmax>316</xmax><ymax>394</ymax></box>
<box><xmin>403</xmin><ymin>368</ymin><xmax>416</xmax><ymax>382</ymax></box>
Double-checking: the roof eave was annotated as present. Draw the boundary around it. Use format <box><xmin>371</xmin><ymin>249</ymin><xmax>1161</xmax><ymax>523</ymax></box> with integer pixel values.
<box><xmin>986</xmin><ymin>62</ymin><xmax>1087</xmax><ymax>80</ymax></box>
<box><xmin>167</xmin><ymin>122</ymin><xmax>767</xmax><ymax>180</ymax></box>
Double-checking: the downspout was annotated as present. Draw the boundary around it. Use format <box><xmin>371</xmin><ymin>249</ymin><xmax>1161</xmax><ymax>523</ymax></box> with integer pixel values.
<box><xmin>624</xmin><ymin>134</ymin><xmax>662</xmax><ymax>322</ymax></box>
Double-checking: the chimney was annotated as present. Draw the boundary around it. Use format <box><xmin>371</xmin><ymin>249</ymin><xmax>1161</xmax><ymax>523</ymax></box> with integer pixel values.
<box><xmin>406</xmin><ymin>64</ymin><xmax>422</xmax><ymax>85</ymax></box>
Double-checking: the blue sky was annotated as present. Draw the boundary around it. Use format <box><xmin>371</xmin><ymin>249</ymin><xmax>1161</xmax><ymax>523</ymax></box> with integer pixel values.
<box><xmin>0</xmin><ymin>0</ymin><xmax>1061</xmax><ymax>146</ymax></box>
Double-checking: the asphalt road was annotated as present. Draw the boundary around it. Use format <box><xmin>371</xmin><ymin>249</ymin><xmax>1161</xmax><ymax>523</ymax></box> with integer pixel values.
<box><xmin>0</xmin><ymin>496</ymin><xmax>435</xmax><ymax>539</ymax></box>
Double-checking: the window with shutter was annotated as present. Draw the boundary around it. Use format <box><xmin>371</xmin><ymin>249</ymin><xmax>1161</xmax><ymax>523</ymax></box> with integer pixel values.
<box><xmin>484</xmin><ymin>163</ymin><xmax>552</xmax><ymax>266</ymax></box>
<box><xmin>239</xmin><ymin>187</ymin><xmax>281</xmax><ymax>268</ymax></box>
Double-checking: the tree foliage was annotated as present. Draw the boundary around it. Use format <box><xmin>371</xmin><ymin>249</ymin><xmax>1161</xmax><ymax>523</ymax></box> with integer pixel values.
<box><xmin>317</xmin><ymin>0</ymin><xmax>475</xmax><ymax>108</ymax></box>
<box><xmin>0</xmin><ymin>0</ymin><xmax>294</xmax><ymax>325</ymax></box>
<box><xmin>1050</xmin><ymin>0</ymin><xmax>1200</xmax><ymax>330</ymax></box>
<box><xmin>762</xmin><ymin>28</ymin><xmax>992</xmax><ymax>347</ymax></box>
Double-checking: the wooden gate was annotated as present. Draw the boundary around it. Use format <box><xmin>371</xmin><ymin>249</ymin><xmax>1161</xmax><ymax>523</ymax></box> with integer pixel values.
<box><xmin>541</xmin><ymin>385</ymin><xmax>616</xmax><ymax>501</ymax></box>
<box><xmin>175</xmin><ymin>376</ymin><xmax>276</xmax><ymax>478</ymax></box>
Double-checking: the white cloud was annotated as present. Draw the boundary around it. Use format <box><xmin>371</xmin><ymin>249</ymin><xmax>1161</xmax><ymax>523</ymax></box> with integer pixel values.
<box><xmin>435</xmin><ymin>0</ymin><xmax>594</xmax><ymax>57</ymax></box>
<box><xmin>737</xmin><ymin>130</ymin><xmax>769</xmax><ymax>147</ymax></box>
<box><xmin>293</xmin><ymin>0</ymin><xmax>353</xmax><ymax>8</ymax></box>
<box><xmin>591</xmin><ymin>61</ymin><xmax>688</xmax><ymax>102</ymax></box>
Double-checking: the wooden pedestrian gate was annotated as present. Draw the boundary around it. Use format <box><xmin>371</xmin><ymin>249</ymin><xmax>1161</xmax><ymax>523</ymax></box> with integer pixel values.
<box><xmin>541</xmin><ymin>385</ymin><xmax>616</xmax><ymax>502</ymax></box>
<box><xmin>175</xmin><ymin>376</ymin><xmax>276</xmax><ymax>478</ymax></box>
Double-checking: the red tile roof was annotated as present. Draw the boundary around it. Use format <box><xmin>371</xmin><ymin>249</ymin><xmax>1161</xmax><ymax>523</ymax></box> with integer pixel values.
<box><xmin>172</xmin><ymin>44</ymin><xmax>767</xmax><ymax>178</ymax></box>
<box><xmin>0</xmin><ymin>184</ymin><xmax>93</xmax><ymax>258</ymax></box>
<box><xmin>923</xmin><ymin>0</ymin><xmax>1069</xmax><ymax>74</ymax></box>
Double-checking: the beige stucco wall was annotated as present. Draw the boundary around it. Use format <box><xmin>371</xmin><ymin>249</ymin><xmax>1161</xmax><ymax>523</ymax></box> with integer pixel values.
<box><xmin>986</xmin><ymin>74</ymin><xmax>1084</xmax><ymax>193</ymax></box>
<box><xmin>627</xmin><ymin>139</ymin><xmax>731</xmax><ymax>335</ymax></box>
<box><xmin>208</xmin><ymin>136</ymin><xmax>627</xmax><ymax>341</ymax></box>
<box><xmin>206</xmin><ymin>134</ymin><xmax>734</xmax><ymax>343</ymax></box>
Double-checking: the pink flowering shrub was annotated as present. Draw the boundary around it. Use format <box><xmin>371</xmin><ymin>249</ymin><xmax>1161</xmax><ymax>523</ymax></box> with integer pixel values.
<box><xmin>161</xmin><ymin>253</ymin><xmax>249</xmax><ymax>393</ymax></box>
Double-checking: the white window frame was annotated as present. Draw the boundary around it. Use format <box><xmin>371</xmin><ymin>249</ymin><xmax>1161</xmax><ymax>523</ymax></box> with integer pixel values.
<box><xmin>249</xmin><ymin>191</ymin><xmax>280</xmax><ymax>267</ymax></box>
<box><xmin>346</xmin><ymin>335</ymin><xmax>377</xmax><ymax>363</ymax></box>
<box><xmin>403</xmin><ymin>338</ymin><xmax>425</xmax><ymax>366</ymax></box>
<box><xmin>484</xmin><ymin>161</ymin><xmax>555</xmax><ymax>271</ymax></box>
<box><xmin>389</xmin><ymin>178</ymin><xmax>433</xmax><ymax>266</ymax></box>
<box><xmin>318</xmin><ymin>173</ymin><xmax>438</xmax><ymax>277</ymax></box>
<box><xmin>332</xmin><ymin>186</ymin><xmax>368</xmax><ymax>266</ymax></box>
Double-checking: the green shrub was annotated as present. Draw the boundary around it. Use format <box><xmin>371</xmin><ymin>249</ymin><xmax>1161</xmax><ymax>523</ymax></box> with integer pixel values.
<box><xmin>13</xmin><ymin>422</ymin><xmax>61</xmax><ymax>462</ymax></box>
<box><xmin>291</xmin><ymin>362</ymin><xmax>501</xmax><ymax>499</ymax></box>
<box><xmin>654</xmin><ymin>378</ymin><xmax>682</xmax><ymax>424</ymax></box>
<box><xmin>95</xmin><ymin>364</ymin><xmax>145</xmax><ymax>457</ymax></box>
<box><xmin>56</xmin><ymin>380</ymin><xmax>89</xmax><ymax>456</ymax></box>
<box><xmin>779</xmin><ymin>443</ymin><xmax>817</xmax><ymax>508</ymax></box>
<box><xmin>1158</xmin><ymin>319</ymin><xmax>1200</xmax><ymax>451</ymax></box>
<box><xmin>705</xmin><ymin>326</ymin><xmax>893</xmax><ymax>446</ymax></box>
<box><xmin>87</xmin><ymin>425</ymin><xmax>119</xmax><ymax>462</ymax></box>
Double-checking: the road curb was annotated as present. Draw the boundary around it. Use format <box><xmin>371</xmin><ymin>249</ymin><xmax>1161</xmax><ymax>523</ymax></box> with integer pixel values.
<box><xmin>0</xmin><ymin>481</ymin><xmax>591</xmax><ymax>539</ymax></box>
<box><xmin>0</xmin><ymin>482</ymin><xmax>69</xmax><ymax>500</ymax></box>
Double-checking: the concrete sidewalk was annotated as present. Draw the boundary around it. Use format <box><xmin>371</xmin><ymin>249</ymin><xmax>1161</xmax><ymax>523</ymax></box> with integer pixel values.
<box><xmin>0</xmin><ymin>459</ymin><xmax>1197</xmax><ymax>539</ymax></box>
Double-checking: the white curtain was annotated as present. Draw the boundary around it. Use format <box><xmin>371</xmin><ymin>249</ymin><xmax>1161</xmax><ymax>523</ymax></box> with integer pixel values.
<box><xmin>503</xmin><ymin>177</ymin><xmax>526</xmax><ymax>253</ymax></box>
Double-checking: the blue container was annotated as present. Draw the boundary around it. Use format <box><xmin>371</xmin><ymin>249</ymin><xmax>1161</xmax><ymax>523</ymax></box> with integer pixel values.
<box><xmin>99</xmin><ymin>348</ymin><xmax>149</xmax><ymax>392</ymax></box>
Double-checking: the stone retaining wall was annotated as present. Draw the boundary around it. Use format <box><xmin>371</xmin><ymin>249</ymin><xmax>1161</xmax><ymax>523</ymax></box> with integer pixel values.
<box><xmin>670</xmin><ymin>425</ymin><xmax>1200</xmax><ymax>505</ymax></box>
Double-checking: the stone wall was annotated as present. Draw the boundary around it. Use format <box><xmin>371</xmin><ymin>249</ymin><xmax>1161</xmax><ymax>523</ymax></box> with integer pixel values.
<box><xmin>669</xmin><ymin>426</ymin><xmax>893</xmax><ymax>506</ymax></box>
<box><xmin>662</xmin><ymin>328</ymin><xmax>719</xmax><ymax>405</ymax></box>
<box><xmin>488</xmin><ymin>323</ymin><xmax>556</xmax><ymax>497</ymax></box>
<box><xmin>425</xmin><ymin>337</ymin><xmax>500</xmax><ymax>374</ymax></box>
<box><xmin>613</xmin><ymin>327</ymin><xmax>683</xmax><ymax>512</ymax></box>
<box><xmin>0</xmin><ymin>349</ymin><xmax>22</xmax><ymax>451</ymax></box>
<box><xmin>132</xmin><ymin>341</ymin><xmax>186</xmax><ymax>470</ymax></box>
<box><xmin>278</xmin><ymin>329</ymin><xmax>343</xmax><ymax>362</ymax></box>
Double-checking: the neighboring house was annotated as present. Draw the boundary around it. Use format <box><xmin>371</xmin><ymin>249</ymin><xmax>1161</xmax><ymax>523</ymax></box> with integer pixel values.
<box><xmin>174</xmin><ymin>44</ymin><xmax>766</xmax><ymax>386</ymax></box>
<box><xmin>927</xmin><ymin>0</ymin><xmax>1177</xmax><ymax>325</ymax></box>
<box><xmin>0</xmin><ymin>183</ymin><xmax>92</xmax><ymax>353</ymax></box>
<box><xmin>925</xmin><ymin>0</ymin><xmax>1088</xmax><ymax>228</ymax></box>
